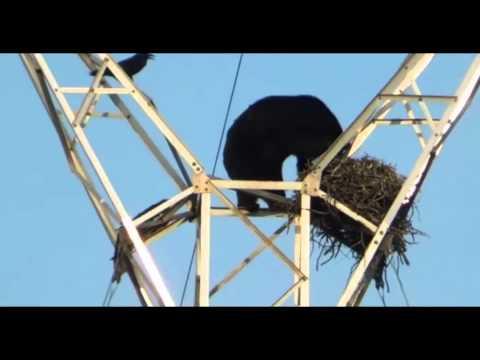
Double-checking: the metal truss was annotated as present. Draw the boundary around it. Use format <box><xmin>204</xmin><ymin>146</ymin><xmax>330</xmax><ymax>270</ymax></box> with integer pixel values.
<box><xmin>305</xmin><ymin>54</ymin><xmax>480</xmax><ymax>306</ymax></box>
<box><xmin>20</xmin><ymin>53</ymin><xmax>480</xmax><ymax>306</ymax></box>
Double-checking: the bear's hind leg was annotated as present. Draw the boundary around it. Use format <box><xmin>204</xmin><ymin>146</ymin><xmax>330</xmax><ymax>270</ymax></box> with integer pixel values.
<box><xmin>236</xmin><ymin>190</ymin><xmax>260</xmax><ymax>212</ymax></box>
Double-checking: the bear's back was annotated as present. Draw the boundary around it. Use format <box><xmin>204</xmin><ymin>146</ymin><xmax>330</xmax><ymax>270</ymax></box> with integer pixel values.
<box><xmin>228</xmin><ymin>95</ymin><xmax>341</xmax><ymax>138</ymax></box>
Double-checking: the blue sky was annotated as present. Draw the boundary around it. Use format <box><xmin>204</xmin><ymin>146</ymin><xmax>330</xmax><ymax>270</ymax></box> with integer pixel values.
<box><xmin>1</xmin><ymin>53</ymin><xmax>479</xmax><ymax>306</ymax></box>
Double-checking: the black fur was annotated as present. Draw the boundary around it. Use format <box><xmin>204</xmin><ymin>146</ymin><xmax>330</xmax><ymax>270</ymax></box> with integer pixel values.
<box><xmin>223</xmin><ymin>95</ymin><xmax>343</xmax><ymax>211</ymax></box>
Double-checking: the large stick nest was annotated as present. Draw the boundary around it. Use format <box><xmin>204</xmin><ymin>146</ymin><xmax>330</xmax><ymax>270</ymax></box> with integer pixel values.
<box><xmin>301</xmin><ymin>153</ymin><xmax>425</xmax><ymax>290</ymax></box>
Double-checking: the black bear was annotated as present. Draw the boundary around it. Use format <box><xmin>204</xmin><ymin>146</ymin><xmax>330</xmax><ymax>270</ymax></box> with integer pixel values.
<box><xmin>223</xmin><ymin>95</ymin><xmax>343</xmax><ymax>211</ymax></box>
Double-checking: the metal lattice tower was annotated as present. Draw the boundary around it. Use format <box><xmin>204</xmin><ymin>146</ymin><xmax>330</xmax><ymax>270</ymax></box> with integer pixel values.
<box><xmin>20</xmin><ymin>53</ymin><xmax>480</xmax><ymax>307</ymax></box>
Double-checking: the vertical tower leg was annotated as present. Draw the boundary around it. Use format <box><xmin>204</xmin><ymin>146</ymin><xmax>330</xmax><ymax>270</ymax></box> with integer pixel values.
<box><xmin>294</xmin><ymin>194</ymin><xmax>310</xmax><ymax>306</ymax></box>
<box><xmin>293</xmin><ymin>218</ymin><xmax>301</xmax><ymax>306</ymax></box>
<box><xmin>195</xmin><ymin>193</ymin><xmax>211</xmax><ymax>306</ymax></box>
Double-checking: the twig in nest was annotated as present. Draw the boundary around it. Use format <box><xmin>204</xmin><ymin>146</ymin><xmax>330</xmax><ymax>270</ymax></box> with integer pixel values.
<box><xmin>302</xmin><ymin>153</ymin><xmax>426</xmax><ymax>291</ymax></box>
